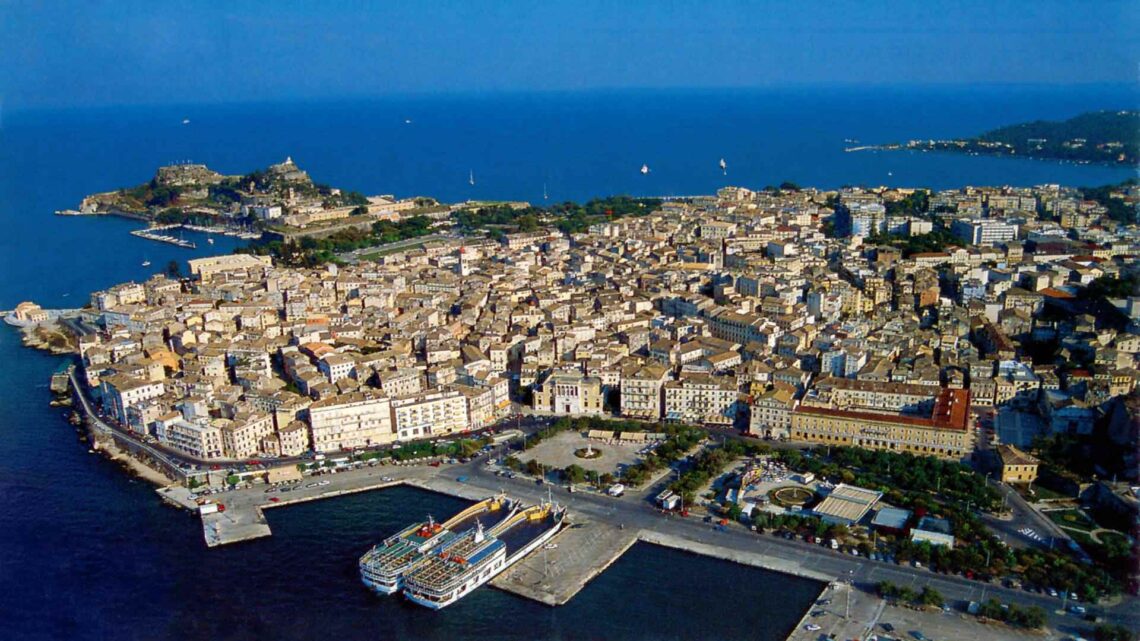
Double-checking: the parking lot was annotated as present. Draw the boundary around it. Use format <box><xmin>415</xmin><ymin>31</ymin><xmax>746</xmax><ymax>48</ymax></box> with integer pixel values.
<box><xmin>876</xmin><ymin>603</ymin><xmax>1054</xmax><ymax>641</ymax></box>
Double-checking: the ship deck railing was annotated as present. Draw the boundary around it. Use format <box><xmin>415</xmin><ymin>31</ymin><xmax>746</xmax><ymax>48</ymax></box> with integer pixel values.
<box><xmin>406</xmin><ymin>539</ymin><xmax>501</xmax><ymax>592</ymax></box>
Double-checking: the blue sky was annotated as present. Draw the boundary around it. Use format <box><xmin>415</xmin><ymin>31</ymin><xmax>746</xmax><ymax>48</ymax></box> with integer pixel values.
<box><xmin>2</xmin><ymin>1</ymin><xmax>1137</xmax><ymax>110</ymax></box>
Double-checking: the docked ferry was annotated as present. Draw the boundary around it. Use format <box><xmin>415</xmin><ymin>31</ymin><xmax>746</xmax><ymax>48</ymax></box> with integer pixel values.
<box><xmin>359</xmin><ymin>495</ymin><xmax>511</xmax><ymax>595</ymax></box>
<box><xmin>402</xmin><ymin>501</ymin><xmax>566</xmax><ymax>610</ymax></box>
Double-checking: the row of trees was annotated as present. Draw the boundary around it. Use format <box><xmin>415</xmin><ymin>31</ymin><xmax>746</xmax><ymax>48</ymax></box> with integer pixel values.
<box><xmin>238</xmin><ymin>216</ymin><xmax>436</xmax><ymax>266</ymax></box>
<box><xmin>666</xmin><ymin>438</ymin><xmax>768</xmax><ymax>503</ymax></box>
<box><xmin>453</xmin><ymin>196</ymin><xmax>664</xmax><ymax>236</ymax></box>
<box><xmin>749</xmin><ymin>511</ymin><xmax>849</xmax><ymax>541</ymax></box>
<box><xmin>621</xmin><ymin>424</ymin><xmax>706</xmax><ymax>487</ymax></box>
<box><xmin>769</xmin><ymin>446</ymin><xmax>1121</xmax><ymax>598</ymax></box>
<box><xmin>973</xmin><ymin>598</ymin><xmax>1048</xmax><ymax>629</ymax></box>
<box><xmin>876</xmin><ymin>581</ymin><xmax>945</xmax><ymax>608</ymax></box>
<box><xmin>863</xmin><ymin>227</ymin><xmax>959</xmax><ymax>257</ymax></box>
<box><xmin>775</xmin><ymin>447</ymin><xmax>1000</xmax><ymax>512</ymax></box>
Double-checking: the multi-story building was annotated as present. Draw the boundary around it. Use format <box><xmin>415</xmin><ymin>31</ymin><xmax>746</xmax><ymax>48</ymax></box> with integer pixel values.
<box><xmin>996</xmin><ymin>444</ymin><xmax>1039</xmax><ymax>484</ymax></box>
<box><xmin>748</xmin><ymin>386</ymin><xmax>796</xmax><ymax>439</ymax></box>
<box><xmin>790</xmin><ymin>388</ymin><xmax>973</xmax><ymax>459</ymax></box>
<box><xmin>219</xmin><ymin>412</ymin><xmax>274</xmax><ymax>458</ymax></box>
<box><xmin>157</xmin><ymin>419</ymin><xmax>224</xmax><ymax>460</ymax></box>
<box><xmin>620</xmin><ymin>362</ymin><xmax>669</xmax><ymax>420</ymax></box>
<box><xmin>306</xmin><ymin>391</ymin><xmax>394</xmax><ymax>452</ymax></box>
<box><xmin>391</xmin><ymin>389</ymin><xmax>469</xmax><ymax>440</ymax></box>
<box><xmin>532</xmin><ymin>371</ymin><xmax>604</xmax><ymax>415</ymax></box>
<box><xmin>663</xmin><ymin>374</ymin><xmax>740</xmax><ymax>426</ymax></box>
<box><xmin>377</xmin><ymin>368</ymin><xmax>423</xmax><ymax>398</ymax></box>
<box><xmin>276</xmin><ymin>420</ymin><xmax>311</xmax><ymax>457</ymax></box>
<box><xmin>318</xmin><ymin>353</ymin><xmax>356</xmax><ymax>384</ymax></box>
<box><xmin>806</xmin><ymin>378</ymin><xmax>938</xmax><ymax>414</ymax></box>
<box><xmin>951</xmin><ymin>219</ymin><xmax>1019</xmax><ymax>246</ymax></box>
<box><xmin>98</xmin><ymin>374</ymin><xmax>166</xmax><ymax>428</ymax></box>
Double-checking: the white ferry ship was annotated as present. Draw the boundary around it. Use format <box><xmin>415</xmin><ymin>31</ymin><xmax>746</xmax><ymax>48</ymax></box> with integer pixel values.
<box><xmin>358</xmin><ymin>495</ymin><xmax>510</xmax><ymax>595</ymax></box>
<box><xmin>402</xmin><ymin>501</ymin><xmax>566</xmax><ymax>610</ymax></box>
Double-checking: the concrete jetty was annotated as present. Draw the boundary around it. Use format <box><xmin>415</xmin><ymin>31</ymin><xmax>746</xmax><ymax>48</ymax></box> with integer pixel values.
<box><xmin>491</xmin><ymin>518</ymin><xmax>638</xmax><ymax>605</ymax></box>
<box><xmin>638</xmin><ymin>530</ymin><xmax>834</xmax><ymax>583</ymax></box>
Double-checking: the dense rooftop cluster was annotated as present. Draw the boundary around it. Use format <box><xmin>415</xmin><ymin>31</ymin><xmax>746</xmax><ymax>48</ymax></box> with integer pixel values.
<box><xmin>58</xmin><ymin>181</ymin><xmax>1140</xmax><ymax>470</ymax></box>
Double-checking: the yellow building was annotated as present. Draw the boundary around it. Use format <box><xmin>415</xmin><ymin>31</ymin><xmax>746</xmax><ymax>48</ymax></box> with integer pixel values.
<box><xmin>996</xmin><ymin>444</ymin><xmax>1039</xmax><ymax>484</ymax></box>
<box><xmin>532</xmin><ymin>371</ymin><xmax>604</xmax><ymax>416</ymax></box>
<box><xmin>790</xmin><ymin>388</ymin><xmax>973</xmax><ymax>459</ymax></box>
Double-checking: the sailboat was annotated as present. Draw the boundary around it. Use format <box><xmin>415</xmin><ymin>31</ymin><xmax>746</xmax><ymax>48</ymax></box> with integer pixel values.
<box><xmin>543</xmin><ymin>183</ymin><xmax>548</xmax><ymax>200</ymax></box>
<box><xmin>469</xmin><ymin>170</ymin><xmax>475</xmax><ymax>186</ymax></box>
<box><xmin>640</xmin><ymin>164</ymin><xmax>650</xmax><ymax>175</ymax></box>
<box><xmin>719</xmin><ymin>158</ymin><xmax>727</xmax><ymax>175</ymax></box>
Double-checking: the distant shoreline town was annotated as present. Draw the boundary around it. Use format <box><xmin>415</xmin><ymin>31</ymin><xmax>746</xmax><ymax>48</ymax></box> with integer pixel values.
<box><xmin>850</xmin><ymin>110</ymin><xmax>1139</xmax><ymax>167</ymax></box>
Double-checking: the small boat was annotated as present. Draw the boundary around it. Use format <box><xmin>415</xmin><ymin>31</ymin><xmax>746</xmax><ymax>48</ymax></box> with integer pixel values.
<box><xmin>640</xmin><ymin>164</ymin><xmax>650</xmax><ymax>175</ymax></box>
<box><xmin>207</xmin><ymin>237</ymin><xmax>215</xmax><ymax>245</ymax></box>
<box><xmin>469</xmin><ymin>170</ymin><xmax>475</xmax><ymax>186</ymax></box>
<box><xmin>141</xmin><ymin>260</ymin><xmax>151</xmax><ymax>267</ymax></box>
<box><xmin>543</xmin><ymin>183</ymin><xmax>548</xmax><ymax>200</ymax></box>
<box><xmin>405</xmin><ymin>119</ymin><xmax>413</xmax><ymax>124</ymax></box>
<box><xmin>182</xmin><ymin>118</ymin><xmax>190</xmax><ymax>125</ymax></box>
<box><xmin>719</xmin><ymin>158</ymin><xmax>727</xmax><ymax>175</ymax></box>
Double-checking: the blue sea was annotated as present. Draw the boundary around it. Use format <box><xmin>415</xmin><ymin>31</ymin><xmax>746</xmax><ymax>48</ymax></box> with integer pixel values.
<box><xmin>0</xmin><ymin>86</ymin><xmax>1135</xmax><ymax>640</ymax></box>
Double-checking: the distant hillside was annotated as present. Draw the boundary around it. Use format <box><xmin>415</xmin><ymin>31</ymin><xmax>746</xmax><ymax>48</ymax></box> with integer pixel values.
<box><xmin>899</xmin><ymin>110</ymin><xmax>1139</xmax><ymax>165</ymax></box>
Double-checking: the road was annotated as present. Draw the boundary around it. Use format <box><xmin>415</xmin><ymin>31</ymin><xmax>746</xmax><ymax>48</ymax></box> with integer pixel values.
<box><xmin>71</xmin><ymin>377</ymin><xmax>1137</xmax><ymax>631</ymax></box>
<box><xmin>69</xmin><ymin>368</ymin><xmax>189</xmax><ymax>474</ymax></box>
<box><xmin>336</xmin><ymin>232</ymin><xmax>456</xmax><ymax>263</ymax></box>
<box><xmin>446</xmin><ymin>454</ymin><xmax>1140</xmax><ymax>632</ymax></box>
<box><xmin>981</xmin><ymin>477</ymin><xmax>1074</xmax><ymax>553</ymax></box>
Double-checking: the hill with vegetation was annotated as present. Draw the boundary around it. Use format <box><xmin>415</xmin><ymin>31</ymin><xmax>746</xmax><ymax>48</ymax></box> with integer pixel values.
<box><xmin>903</xmin><ymin>110</ymin><xmax>1138</xmax><ymax>165</ymax></box>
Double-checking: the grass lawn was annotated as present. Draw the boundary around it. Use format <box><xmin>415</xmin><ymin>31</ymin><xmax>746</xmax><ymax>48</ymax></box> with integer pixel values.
<box><xmin>358</xmin><ymin>242</ymin><xmax>428</xmax><ymax>260</ymax></box>
<box><xmin>1025</xmin><ymin>483</ymin><xmax>1072</xmax><ymax>501</ymax></box>
<box><xmin>1066</xmin><ymin>529</ymin><xmax>1094</xmax><ymax>546</ymax></box>
<box><xmin>1097</xmin><ymin>530</ymin><xmax>1131</xmax><ymax>547</ymax></box>
<box><xmin>1045</xmin><ymin>509</ymin><xmax>1097</xmax><ymax>532</ymax></box>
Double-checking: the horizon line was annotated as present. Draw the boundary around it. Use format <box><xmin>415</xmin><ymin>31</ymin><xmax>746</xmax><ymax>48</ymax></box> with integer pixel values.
<box><xmin>6</xmin><ymin>81</ymin><xmax>1137</xmax><ymax>115</ymax></box>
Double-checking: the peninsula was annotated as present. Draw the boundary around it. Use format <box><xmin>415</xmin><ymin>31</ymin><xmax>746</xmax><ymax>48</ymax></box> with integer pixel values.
<box><xmin>852</xmin><ymin>110</ymin><xmax>1139</xmax><ymax>166</ymax></box>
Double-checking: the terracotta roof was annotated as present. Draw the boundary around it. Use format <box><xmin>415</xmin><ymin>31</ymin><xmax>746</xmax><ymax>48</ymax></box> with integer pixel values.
<box><xmin>795</xmin><ymin>388</ymin><xmax>970</xmax><ymax>432</ymax></box>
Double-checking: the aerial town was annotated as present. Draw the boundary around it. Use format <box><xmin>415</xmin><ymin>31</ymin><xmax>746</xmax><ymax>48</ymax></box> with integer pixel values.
<box><xmin>34</xmin><ymin>166</ymin><xmax>1137</xmax><ymax>468</ymax></box>
<box><xmin>13</xmin><ymin>159</ymin><xmax>1140</xmax><ymax>631</ymax></box>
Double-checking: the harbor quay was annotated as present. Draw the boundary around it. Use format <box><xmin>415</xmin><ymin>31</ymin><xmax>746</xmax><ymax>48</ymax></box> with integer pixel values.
<box><xmin>148</xmin><ymin>455</ymin><xmax>1124</xmax><ymax>636</ymax></box>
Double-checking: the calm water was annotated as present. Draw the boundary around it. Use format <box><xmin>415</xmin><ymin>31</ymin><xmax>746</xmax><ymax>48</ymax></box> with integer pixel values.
<box><xmin>0</xmin><ymin>86</ymin><xmax>1136</xmax><ymax>640</ymax></box>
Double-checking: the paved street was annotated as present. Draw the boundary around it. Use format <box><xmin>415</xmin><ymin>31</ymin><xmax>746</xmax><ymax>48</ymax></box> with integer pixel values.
<box><xmin>74</xmin><ymin>373</ymin><xmax>1136</xmax><ymax>633</ymax></box>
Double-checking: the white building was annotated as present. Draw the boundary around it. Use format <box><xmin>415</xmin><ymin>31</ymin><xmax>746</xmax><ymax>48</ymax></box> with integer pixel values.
<box><xmin>157</xmin><ymin>419</ymin><xmax>224</xmax><ymax>459</ymax></box>
<box><xmin>99</xmin><ymin>374</ymin><xmax>166</xmax><ymax>427</ymax></box>
<box><xmin>663</xmin><ymin>374</ymin><xmax>740</xmax><ymax>425</ymax></box>
<box><xmin>306</xmin><ymin>392</ymin><xmax>394</xmax><ymax>453</ymax></box>
<box><xmin>391</xmin><ymin>389</ymin><xmax>469</xmax><ymax>440</ymax></box>
<box><xmin>951</xmin><ymin>219</ymin><xmax>1018</xmax><ymax>246</ymax></box>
